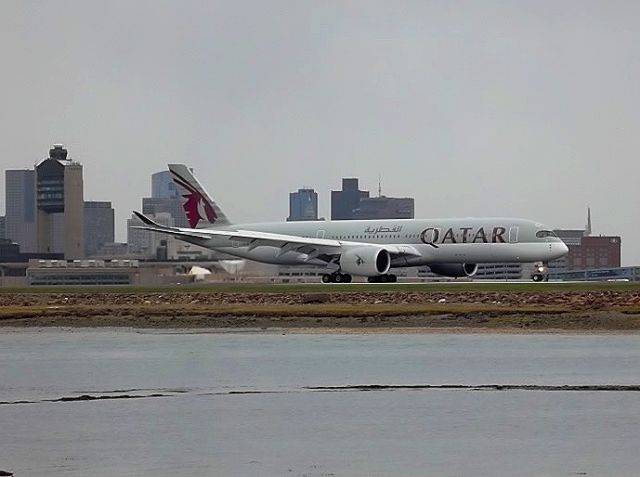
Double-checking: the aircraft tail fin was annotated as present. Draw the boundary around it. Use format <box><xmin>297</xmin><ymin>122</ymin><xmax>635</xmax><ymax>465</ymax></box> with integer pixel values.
<box><xmin>168</xmin><ymin>164</ymin><xmax>231</xmax><ymax>228</ymax></box>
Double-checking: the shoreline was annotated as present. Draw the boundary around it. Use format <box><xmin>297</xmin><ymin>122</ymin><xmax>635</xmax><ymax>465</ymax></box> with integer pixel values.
<box><xmin>1</xmin><ymin>287</ymin><xmax>639</xmax><ymax>332</ymax></box>
<box><xmin>1</xmin><ymin>311</ymin><xmax>639</xmax><ymax>333</ymax></box>
<box><xmin>2</xmin><ymin>325</ymin><xmax>640</xmax><ymax>335</ymax></box>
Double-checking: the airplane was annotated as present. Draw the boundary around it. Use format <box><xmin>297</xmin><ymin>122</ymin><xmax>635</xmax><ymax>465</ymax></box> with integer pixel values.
<box><xmin>133</xmin><ymin>164</ymin><xmax>569</xmax><ymax>283</ymax></box>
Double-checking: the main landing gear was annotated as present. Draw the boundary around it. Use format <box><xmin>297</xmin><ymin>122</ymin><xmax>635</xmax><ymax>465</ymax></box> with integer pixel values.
<box><xmin>320</xmin><ymin>273</ymin><xmax>398</xmax><ymax>284</ymax></box>
<box><xmin>321</xmin><ymin>272</ymin><xmax>352</xmax><ymax>283</ymax></box>
<box><xmin>367</xmin><ymin>274</ymin><xmax>398</xmax><ymax>283</ymax></box>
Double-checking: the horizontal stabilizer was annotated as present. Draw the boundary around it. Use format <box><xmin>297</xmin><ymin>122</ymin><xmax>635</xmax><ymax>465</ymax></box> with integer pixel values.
<box><xmin>131</xmin><ymin>225</ymin><xmax>213</xmax><ymax>240</ymax></box>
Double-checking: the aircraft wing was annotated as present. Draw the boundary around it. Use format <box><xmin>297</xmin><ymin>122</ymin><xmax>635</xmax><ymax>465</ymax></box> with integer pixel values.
<box><xmin>133</xmin><ymin>211</ymin><xmax>342</xmax><ymax>260</ymax></box>
<box><xmin>133</xmin><ymin>211</ymin><xmax>420</xmax><ymax>260</ymax></box>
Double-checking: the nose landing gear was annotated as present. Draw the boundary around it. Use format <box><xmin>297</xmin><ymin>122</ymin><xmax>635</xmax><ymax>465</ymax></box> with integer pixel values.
<box><xmin>531</xmin><ymin>262</ymin><xmax>550</xmax><ymax>282</ymax></box>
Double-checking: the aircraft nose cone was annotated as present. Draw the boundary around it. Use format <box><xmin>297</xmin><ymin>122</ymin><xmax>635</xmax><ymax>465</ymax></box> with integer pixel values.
<box><xmin>552</xmin><ymin>242</ymin><xmax>569</xmax><ymax>258</ymax></box>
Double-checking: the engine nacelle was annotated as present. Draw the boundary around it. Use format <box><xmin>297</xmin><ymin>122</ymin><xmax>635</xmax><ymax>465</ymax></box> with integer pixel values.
<box><xmin>428</xmin><ymin>263</ymin><xmax>478</xmax><ymax>278</ymax></box>
<box><xmin>340</xmin><ymin>247</ymin><xmax>391</xmax><ymax>277</ymax></box>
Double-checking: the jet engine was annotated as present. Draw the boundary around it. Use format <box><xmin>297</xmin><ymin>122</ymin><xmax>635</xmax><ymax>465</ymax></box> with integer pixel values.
<box><xmin>340</xmin><ymin>247</ymin><xmax>391</xmax><ymax>277</ymax></box>
<box><xmin>428</xmin><ymin>263</ymin><xmax>478</xmax><ymax>278</ymax></box>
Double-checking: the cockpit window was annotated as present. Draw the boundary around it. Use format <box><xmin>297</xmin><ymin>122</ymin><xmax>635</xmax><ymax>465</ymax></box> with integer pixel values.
<box><xmin>536</xmin><ymin>230</ymin><xmax>557</xmax><ymax>239</ymax></box>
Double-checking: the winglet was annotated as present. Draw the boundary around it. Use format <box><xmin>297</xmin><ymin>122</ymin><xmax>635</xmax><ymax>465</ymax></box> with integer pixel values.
<box><xmin>133</xmin><ymin>211</ymin><xmax>169</xmax><ymax>229</ymax></box>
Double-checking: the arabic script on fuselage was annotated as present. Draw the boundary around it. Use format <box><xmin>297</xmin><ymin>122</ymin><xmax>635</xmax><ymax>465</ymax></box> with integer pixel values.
<box><xmin>363</xmin><ymin>225</ymin><xmax>403</xmax><ymax>234</ymax></box>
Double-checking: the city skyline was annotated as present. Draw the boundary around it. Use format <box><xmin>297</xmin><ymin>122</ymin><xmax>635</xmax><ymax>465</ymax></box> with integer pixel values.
<box><xmin>3</xmin><ymin>145</ymin><xmax>116</xmax><ymax>260</ymax></box>
<box><xmin>1</xmin><ymin>1</ymin><xmax>639</xmax><ymax>264</ymax></box>
<box><xmin>3</xmin><ymin>151</ymin><xmax>616</xmax><ymax>265</ymax></box>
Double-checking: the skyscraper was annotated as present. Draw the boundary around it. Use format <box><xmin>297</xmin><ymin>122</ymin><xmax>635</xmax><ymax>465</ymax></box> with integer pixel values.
<box><xmin>352</xmin><ymin>196</ymin><xmax>415</xmax><ymax>219</ymax></box>
<box><xmin>331</xmin><ymin>178</ymin><xmax>369</xmax><ymax>220</ymax></box>
<box><xmin>35</xmin><ymin>145</ymin><xmax>84</xmax><ymax>259</ymax></box>
<box><xmin>288</xmin><ymin>188</ymin><xmax>318</xmax><ymax>221</ymax></box>
<box><xmin>4</xmin><ymin>169</ymin><xmax>36</xmax><ymax>252</ymax></box>
<box><xmin>152</xmin><ymin>170</ymin><xmax>179</xmax><ymax>199</ymax></box>
<box><xmin>84</xmin><ymin>201</ymin><xmax>115</xmax><ymax>256</ymax></box>
<box><xmin>142</xmin><ymin>170</ymin><xmax>188</xmax><ymax>227</ymax></box>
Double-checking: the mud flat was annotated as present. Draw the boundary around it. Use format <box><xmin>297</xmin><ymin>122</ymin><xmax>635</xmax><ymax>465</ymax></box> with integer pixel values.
<box><xmin>1</xmin><ymin>311</ymin><xmax>639</xmax><ymax>333</ymax></box>
<box><xmin>1</xmin><ymin>287</ymin><xmax>639</xmax><ymax>332</ymax></box>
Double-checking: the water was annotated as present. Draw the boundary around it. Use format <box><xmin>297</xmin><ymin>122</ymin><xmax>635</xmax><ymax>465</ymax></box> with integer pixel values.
<box><xmin>1</xmin><ymin>329</ymin><xmax>639</xmax><ymax>476</ymax></box>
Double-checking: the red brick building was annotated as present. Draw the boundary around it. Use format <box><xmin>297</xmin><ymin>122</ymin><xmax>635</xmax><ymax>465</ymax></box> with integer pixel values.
<box><xmin>567</xmin><ymin>236</ymin><xmax>621</xmax><ymax>269</ymax></box>
<box><xmin>552</xmin><ymin>230</ymin><xmax>621</xmax><ymax>271</ymax></box>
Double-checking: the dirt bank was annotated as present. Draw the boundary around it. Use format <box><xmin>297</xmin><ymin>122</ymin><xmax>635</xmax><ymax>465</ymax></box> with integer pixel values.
<box><xmin>1</xmin><ymin>290</ymin><xmax>639</xmax><ymax>331</ymax></box>
<box><xmin>1</xmin><ymin>289</ymin><xmax>640</xmax><ymax>308</ymax></box>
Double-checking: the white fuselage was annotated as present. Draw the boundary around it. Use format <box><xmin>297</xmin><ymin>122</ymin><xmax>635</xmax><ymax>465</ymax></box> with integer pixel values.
<box><xmin>189</xmin><ymin>217</ymin><xmax>568</xmax><ymax>268</ymax></box>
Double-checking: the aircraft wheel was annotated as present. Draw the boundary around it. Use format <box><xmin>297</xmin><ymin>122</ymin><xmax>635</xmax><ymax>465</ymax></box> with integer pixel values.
<box><xmin>532</xmin><ymin>274</ymin><xmax>543</xmax><ymax>282</ymax></box>
<box><xmin>367</xmin><ymin>276</ymin><xmax>376</xmax><ymax>283</ymax></box>
<box><xmin>343</xmin><ymin>274</ymin><xmax>352</xmax><ymax>283</ymax></box>
<box><xmin>379</xmin><ymin>275</ymin><xmax>388</xmax><ymax>283</ymax></box>
<box><xmin>388</xmin><ymin>274</ymin><xmax>397</xmax><ymax>283</ymax></box>
<box><xmin>334</xmin><ymin>273</ymin><xmax>343</xmax><ymax>283</ymax></box>
<box><xmin>322</xmin><ymin>274</ymin><xmax>332</xmax><ymax>283</ymax></box>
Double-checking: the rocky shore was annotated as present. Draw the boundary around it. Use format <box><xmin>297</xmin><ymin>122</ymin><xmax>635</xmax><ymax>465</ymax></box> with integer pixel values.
<box><xmin>2</xmin><ymin>289</ymin><xmax>640</xmax><ymax>308</ymax></box>
<box><xmin>1</xmin><ymin>289</ymin><xmax>639</xmax><ymax>332</ymax></box>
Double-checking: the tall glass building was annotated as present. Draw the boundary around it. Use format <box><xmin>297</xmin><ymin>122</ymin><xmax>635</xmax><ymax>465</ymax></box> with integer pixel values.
<box><xmin>84</xmin><ymin>201</ymin><xmax>115</xmax><ymax>256</ymax></box>
<box><xmin>4</xmin><ymin>169</ymin><xmax>37</xmax><ymax>252</ymax></box>
<box><xmin>331</xmin><ymin>178</ymin><xmax>369</xmax><ymax>220</ymax></box>
<box><xmin>288</xmin><ymin>188</ymin><xmax>318</xmax><ymax>221</ymax></box>
<box><xmin>151</xmin><ymin>171</ymin><xmax>179</xmax><ymax>199</ymax></box>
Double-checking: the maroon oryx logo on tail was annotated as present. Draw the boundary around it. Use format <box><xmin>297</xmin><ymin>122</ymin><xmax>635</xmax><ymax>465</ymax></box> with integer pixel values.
<box><xmin>170</xmin><ymin>170</ymin><xmax>217</xmax><ymax>228</ymax></box>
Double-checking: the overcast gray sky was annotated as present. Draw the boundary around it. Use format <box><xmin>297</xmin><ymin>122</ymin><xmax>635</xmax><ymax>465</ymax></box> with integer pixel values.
<box><xmin>1</xmin><ymin>1</ymin><xmax>639</xmax><ymax>264</ymax></box>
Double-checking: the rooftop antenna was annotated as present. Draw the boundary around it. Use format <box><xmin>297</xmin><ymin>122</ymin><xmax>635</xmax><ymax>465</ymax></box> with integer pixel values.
<box><xmin>378</xmin><ymin>174</ymin><xmax>382</xmax><ymax>197</ymax></box>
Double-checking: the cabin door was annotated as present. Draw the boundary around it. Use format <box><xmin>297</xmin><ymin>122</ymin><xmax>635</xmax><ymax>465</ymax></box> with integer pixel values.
<box><xmin>508</xmin><ymin>226</ymin><xmax>519</xmax><ymax>243</ymax></box>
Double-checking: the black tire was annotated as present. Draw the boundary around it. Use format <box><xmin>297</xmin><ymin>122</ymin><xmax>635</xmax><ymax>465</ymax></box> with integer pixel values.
<box><xmin>379</xmin><ymin>275</ymin><xmax>388</xmax><ymax>283</ymax></box>
<box><xmin>343</xmin><ymin>274</ymin><xmax>352</xmax><ymax>283</ymax></box>
<box><xmin>532</xmin><ymin>274</ymin><xmax>543</xmax><ymax>282</ymax></box>
<box><xmin>389</xmin><ymin>274</ymin><xmax>397</xmax><ymax>283</ymax></box>
<box><xmin>367</xmin><ymin>276</ymin><xmax>376</xmax><ymax>283</ymax></box>
<box><xmin>322</xmin><ymin>274</ymin><xmax>332</xmax><ymax>283</ymax></box>
<box><xmin>334</xmin><ymin>273</ymin><xmax>343</xmax><ymax>283</ymax></box>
